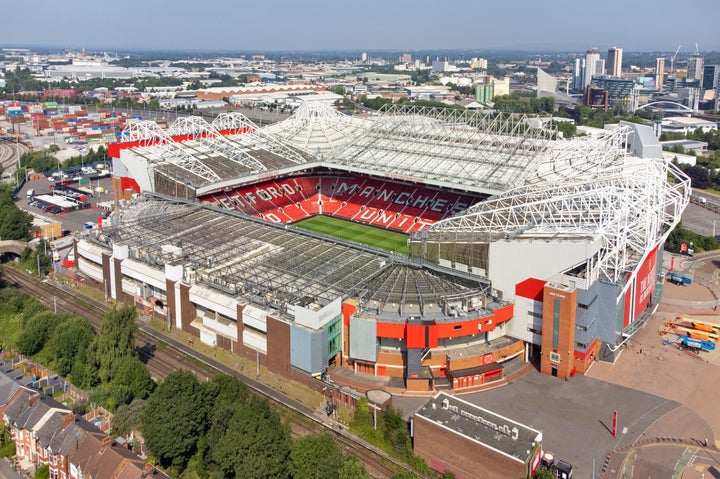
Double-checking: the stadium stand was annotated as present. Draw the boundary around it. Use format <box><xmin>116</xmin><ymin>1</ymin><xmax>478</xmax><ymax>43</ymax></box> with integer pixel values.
<box><xmin>200</xmin><ymin>174</ymin><xmax>484</xmax><ymax>233</ymax></box>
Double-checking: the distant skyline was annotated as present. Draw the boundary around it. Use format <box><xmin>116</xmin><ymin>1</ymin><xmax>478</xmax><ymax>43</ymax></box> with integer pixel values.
<box><xmin>2</xmin><ymin>0</ymin><xmax>719</xmax><ymax>54</ymax></box>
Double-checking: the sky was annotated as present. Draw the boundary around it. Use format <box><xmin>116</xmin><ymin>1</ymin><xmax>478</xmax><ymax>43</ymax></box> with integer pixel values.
<box><xmin>2</xmin><ymin>0</ymin><xmax>719</xmax><ymax>54</ymax></box>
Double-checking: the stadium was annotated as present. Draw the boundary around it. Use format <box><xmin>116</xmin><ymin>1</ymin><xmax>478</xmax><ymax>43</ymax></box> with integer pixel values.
<box><xmin>75</xmin><ymin>103</ymin><xmax>690</xmax><ymax>392</ymax></box>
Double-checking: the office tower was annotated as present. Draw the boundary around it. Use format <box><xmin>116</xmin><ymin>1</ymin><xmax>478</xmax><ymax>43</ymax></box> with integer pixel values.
<box><xmin>687</xmin><ymin>54</ymin><xmax>704</xmax><ymax>83</ymax></box>
<box><xmin>702</xmin><ymin>64</ymin><xmax>719</xmax><ymax>90</ymax></box>
<box><xmin>361</xmin><ymin>52</ymin><xmax>367</xmax><ymax>62</ymax></box>
<box><xmin>607</xmin><ymin>47</ymin><xmax>623</xmax><ymax>77</ymax></box>
<box><xmin>400</xmin><ymin>53</ymin><xmax>412</xmax><ymax>63</ymax></box>
<box><xmin>573</xmin><ymin>58</ymin><xmax>584</xmax><ymax>92</ymax></box>
<box><xmin>655</xmin><ymin>58</ymin><xmax>666</xmax><ymax>91</ymax></box>
<box><xmin>583</xmin><ymin>49</ymin><xmax>601</xmax><ymax>88</ymax></box>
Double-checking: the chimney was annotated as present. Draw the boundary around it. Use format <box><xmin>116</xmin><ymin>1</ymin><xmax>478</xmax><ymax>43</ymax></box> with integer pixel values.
<box><xmin>101</xmin><ymin>436</ymin><xmax>112</xmax><ymax>448</ymax></box>
<box><xmin>143</xmin><ymin>462</ymin><xmax>155</xmax><ymax>476</ymax></box>
<box><xmin>28</xmin><ymin>394</ymin><xmax>41</xmax><ymax>406</ymax></box>
<box><xmin>62</xmin><ymin>412</ymin><xmax>74</xmax><ymax>429</ymax></box>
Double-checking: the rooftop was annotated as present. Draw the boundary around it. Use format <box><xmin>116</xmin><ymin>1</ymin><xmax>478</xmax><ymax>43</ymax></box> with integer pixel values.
<box><xmin>415</xmin><ymin>392</ymin><xmax>542</xmax><ymax>463</ymax></box>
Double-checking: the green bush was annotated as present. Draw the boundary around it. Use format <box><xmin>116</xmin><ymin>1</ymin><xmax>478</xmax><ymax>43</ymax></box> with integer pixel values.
<box><xmin>0</xmin><ymin>440</ymin><xmax>15</xmax><ymax>457</ymax></box>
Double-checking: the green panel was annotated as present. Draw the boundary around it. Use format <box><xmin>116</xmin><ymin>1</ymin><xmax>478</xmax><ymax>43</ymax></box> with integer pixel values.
<box><xmin>327</xmin><ymin>316</ymin><xmax>342</xmax><ymax>359</ymax></box>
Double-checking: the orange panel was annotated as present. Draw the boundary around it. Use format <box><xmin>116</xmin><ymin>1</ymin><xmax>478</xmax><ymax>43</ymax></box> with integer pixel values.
<box><xmin>377</xmin><ymin>321</ymin><xmax>406</xmax><ymax>339</ymax></box>
<box><xmin>406</xmin><ymin>324</ymin><xmax>426</xmax><ymax>348</ymax></box>
<box><xmin>428</xmin><ymin>323</ymin><xmax>439</xmax><ymax>348</ymax></box>
<box><xmin>342</xmin><ymin>300</ymin><xmax>358</xmax><ymax>326</ymax></box>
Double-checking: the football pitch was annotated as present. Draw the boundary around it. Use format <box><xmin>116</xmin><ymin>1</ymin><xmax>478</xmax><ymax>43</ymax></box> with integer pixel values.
<box><xmin>294</xmin><ymin>216</ymin><xmax>410</xmax><ymax>255</ymax></box>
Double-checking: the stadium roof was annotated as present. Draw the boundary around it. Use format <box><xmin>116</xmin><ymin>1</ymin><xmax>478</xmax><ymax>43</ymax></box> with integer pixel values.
<box><xmin>263</xmin><ymin>102</ymin><xmax>369</xmax><ymax>155</ymax></box>
<box><xmin>415</xmin><ymin>144</ymin><xmax>690</xmax><ymax>286</ymax></box>
<box><xmin>115</xmin><ymin>105</ymin><xmax>690</xmax><ymax>295</ymax></box>
<box><xmin>88</xmin><ymin>196</ymin><xmax>494</xmax><ymax>321</ymax></box>
<box><xmin>121</xmin><ymin>113</ymin><xmax>311</xmax><ymax>186</ymax></box>
<box><xmin>117</xmin><ymin>104</ymin><xmax>568</xmax><ymax>194</ymax></box>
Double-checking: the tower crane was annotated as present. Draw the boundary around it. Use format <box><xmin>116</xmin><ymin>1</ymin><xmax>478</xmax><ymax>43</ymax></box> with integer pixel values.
<box><xmin>670</xmin><ymin>44</ymin><xmax>681</xmax><ymax>73</ymax></box>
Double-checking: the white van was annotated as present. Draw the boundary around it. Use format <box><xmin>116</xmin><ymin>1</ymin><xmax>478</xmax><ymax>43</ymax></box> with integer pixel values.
<box><xmin>26</xmin><ymin>189</ymin><xmax>35</xmax><ymax>198</ymax></box>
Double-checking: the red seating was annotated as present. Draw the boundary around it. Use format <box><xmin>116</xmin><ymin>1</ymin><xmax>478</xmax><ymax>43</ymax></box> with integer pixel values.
<box><xmin>199</xmin><ymin>173</ymin><xmax>483</xmax><ymax>234</ymax></box>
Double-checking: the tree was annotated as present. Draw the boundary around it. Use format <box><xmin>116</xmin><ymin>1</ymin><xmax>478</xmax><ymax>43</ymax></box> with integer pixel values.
<box><xmin>110</xmin><ymin>356</ymin><xmax>155</xmax><ymax>403</ymax></box>
<box><xmin>112</xmin><ymin>399</ymin><xmax>145</xmax><ymax>436</ymax></box>
<box><xmin>34</xmin><ymin>465</ymin><xmax>49</xmax><ymax>479</ymax></box>
<box><xmin>0</xmin><ymin>184</ymin><xmax>32</xmax><ymax>240</ymax></box>
<box><xmin>16</xmin><ymin>311</ymin><xmax>58</xmax><ymax>356</ymax></box>
<box><xmin>94</xmin><ymin>304</ymin><xmax>138</xmax><ymax>382</ymax></box>
<box><xmin>290</xmin><ymin>433</ymin><xmax>344</xmax><ymax>479</ymax></box>
<box><xmin>550</xmin><ymin>120</ymin><xmax>577</xmax><ymax>139</ymax></box>
<box><xmin>44</xmin><ymin>316</ymin><xmax>95</xmax><ymax>377</ymax></box>
<box><xmin>534</xmin><ymin>468</ymin><xmax>555</xmax><ymax>479</ymax></box>
<box><xmin>338</xmin><ymin>457</ymin><xmax>371</xmax><ymax>479</ymax></box>
<box><xmin>207</xmin><ymin>397</ymin><xmax>290</xmax><ymax>479</ymax></box>
<box><xmin>141</xmin><ymin>371</ymin><xmax>208</xmax><ymax>469</ymax></box>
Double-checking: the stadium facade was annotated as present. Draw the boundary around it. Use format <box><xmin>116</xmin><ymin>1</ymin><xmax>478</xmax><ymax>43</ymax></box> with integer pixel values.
<box><xmin>78</xmin><ymin>104</ymin><xmax>689</xmax><ymax>392</ymax></box>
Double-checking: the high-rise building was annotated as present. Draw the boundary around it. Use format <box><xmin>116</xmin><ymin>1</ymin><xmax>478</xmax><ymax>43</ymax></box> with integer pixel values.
<box><xmin>687</xmin><ymin>54</ymin><xmax>704</xmax><ymax>83</ymax></box>
<box><xmin>607</xmin><ymin>47</ymin><xmax>623</xmax><ymax>77</ymax></box>
<box><xmin>361</xmin><ymin>52</ymin><xmax>367</xmax><ymax>62</ymax></box>
<box><xmin>573</xmin><ymin>58</ymin><xmax>584</xmax><ymax>92</ymax></box>
<box><xmin>470</xmin><ymin>58</ymin><xmax>487</xmax><ymax>70</ymax></box>
<box><xmin>702</xmin><ymin>64</ymin><xmax>719</xmax><ymax>91</ymax></box>
<box><xmin>400</xmin><ymin>53</ymin><xmax>412</xmax><ymax>64</ymax></box>
<box><xmin>583</xmin><ymin>49</ymin><xmax>601</xmax><ymax>88</ymax></box>
<box><xmin>655</xmin><ymin>58</ymin><xmax>666</xmax><ymax>92</ymax></box>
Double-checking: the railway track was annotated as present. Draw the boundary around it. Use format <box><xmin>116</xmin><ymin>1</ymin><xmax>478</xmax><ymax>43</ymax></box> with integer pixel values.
<box><xmin>1</xmin><ymin>267</ymin><xmax>406</xmax><ymax>478</ymax></box>
<box><xmin>2</xmin><ymin>268</ymin><xmax>212</xmax><ymax>382</ymax></box>
<box><xmin>0</xmin><ymin>140</ymin><xmax>28</xmax><ymax>174</ymax></box>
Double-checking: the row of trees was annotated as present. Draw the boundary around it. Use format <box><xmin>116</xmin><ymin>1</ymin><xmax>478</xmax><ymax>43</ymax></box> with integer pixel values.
<box><xmin>492</xmin><ymin>95</ymin><xmax>554</xmax><ymax>114</ymax></box>
<box><xmin>17</xmin><ymin>145</ymin><xmax>108</xmax><ymax>178</ymax></box>
<box><xmin>0</xmin><ymin>288</ymin><xmax>154</xmax><ymax>412</ymax></box>
<box><xmin>138</xmin><ymin>371</ymin><xmax>373</xmax><ymax>479</ymax></box>
<box><xmin>0</xmin><ymin>184</ymin><xmax>33</xmax><ymax>241</ymax></box>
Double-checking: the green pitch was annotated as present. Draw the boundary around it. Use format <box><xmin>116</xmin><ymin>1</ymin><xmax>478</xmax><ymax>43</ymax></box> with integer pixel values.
<box><xmin>294</xmin><ymin>216</ymin><xmax>410</xmax><ymax>255</ymax></box>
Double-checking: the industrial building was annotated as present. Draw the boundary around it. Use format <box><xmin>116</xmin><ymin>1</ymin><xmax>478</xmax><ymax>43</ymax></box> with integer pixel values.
<box><xmin>75</xmin><ymin>103</ymin><xmax>689</xmax><ymax>392</ymax></box>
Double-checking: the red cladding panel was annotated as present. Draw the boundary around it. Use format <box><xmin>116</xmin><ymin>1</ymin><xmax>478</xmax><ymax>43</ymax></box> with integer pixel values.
<box><xmin>120</xmin><ymin>177</ymin><xmax>141</xmax><ymax>194</ymax></box>
<box><xmin>515</xmin><ymin>278</ymin><xmax>546</xmax><ymax>302</ymax></box>
<box><xmin>427</xmin><ymin>323</ymin><xmax>439</xmax><ymax>348</ymax></box>
<box><xmin>406</xmin><ymin>324</ymin><xmax>426</xmax><ymax>348</ymax></box>
<box><xmin>376</xmin><ymin>322</ymin><xmax>406</xmax><ymax>339</ymax></box>
<box><xmin>574</xmin><ymin>339</ymin><xmax>597</xmax><ymax>359</ymax></box>
<box><xmin>633</xmin><ymin>244</ymin><xmax>659</xmax><ymax>321</ymax></box>
<box><xmin>341</xmin><ymin>301</ymin><xmax>357</xmax><ymax>326</ymax></box>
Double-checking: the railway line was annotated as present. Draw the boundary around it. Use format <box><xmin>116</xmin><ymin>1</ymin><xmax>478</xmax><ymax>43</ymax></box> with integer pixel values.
<box><xmin>0</xmin><ymin>140</ymin><xmax>28</xmax><ymax>175</ymax></box>
<box><xmin>2</xmin><ymin>267</ymin><xmax>211</xmax><ymax>382</ymax></box>
<box><xmin>1</xmin><ymin>267</ymin><xmax>406</xmax><ymax>478</ymax></box>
